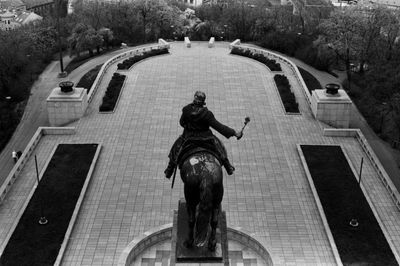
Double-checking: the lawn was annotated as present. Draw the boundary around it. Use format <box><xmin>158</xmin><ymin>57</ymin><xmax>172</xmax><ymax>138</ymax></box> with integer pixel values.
<box><xmin>301</xmin><ymin>145</ymin><xmax>397</xmax><ymax>266</ymax></box>
<box><xmin>297</xmin><ymin>67</ymin><xmax>323</xmax><ymax>94</ymax></box>
<box><xmin>0</xmin><ymin>144</ymin><xmax>98</xmax><ymax>266</ymax></box>
<box><xmin>64</xmin><ymin>47</ymin><xmax>120</xmax><ymax>74</ymax></box>
<box><xmin>76</xmin><ymin>64</ymin><xmax>103</xmax><ymax>93</ymax></box>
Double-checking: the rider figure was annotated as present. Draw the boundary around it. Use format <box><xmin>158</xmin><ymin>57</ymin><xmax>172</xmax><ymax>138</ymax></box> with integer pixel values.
<box><xmin>165</xmin><ymin>91</ymin><xmax>243</xmax><ymax>179</ymax></box>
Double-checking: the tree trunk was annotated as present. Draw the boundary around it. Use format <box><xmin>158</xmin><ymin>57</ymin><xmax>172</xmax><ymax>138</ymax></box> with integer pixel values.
<box><xmin>359</xmin><ymin>60</ymin><xmax>365</xmax><ymax>74</ymax></box>
<box><xmin>345</xmin><ymin>47</ymin><xmax>352</xmax><ymax>92</ymax></box>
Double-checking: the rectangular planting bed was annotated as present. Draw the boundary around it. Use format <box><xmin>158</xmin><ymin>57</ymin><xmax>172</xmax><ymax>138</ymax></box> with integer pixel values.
<box><xmin>0</xmin><ymin>143</ymin><xmax>101</xmax><ymax>266</ymax></box>
<box><xmin>298</xmin><ymin>145</ymin><xmax>398</xmax><ymax>266</ymax></box>
<box><xmin>99</xmin><ymin>72</ymin><xmax>126</xmax><ymax>113</ymax></box>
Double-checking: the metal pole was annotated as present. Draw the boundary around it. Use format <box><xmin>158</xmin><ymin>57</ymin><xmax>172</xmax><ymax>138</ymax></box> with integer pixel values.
<box><xmin>57</xmin><ymin>0</ymin><xmax>64</xmax><ymax>74</ymax></box>
<box><xmin>358</xmin><ymin>157</ymin><xmax>364</xmax><ymax>185</ymax></box>
<box><xmin>35</xmin><ymin>155</ymin><xmax>48</xmax><ymax>225</ymax></box>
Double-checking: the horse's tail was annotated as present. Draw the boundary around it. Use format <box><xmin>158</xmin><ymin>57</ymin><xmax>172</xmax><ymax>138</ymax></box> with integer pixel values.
<box><xmin>194</xmin><ymin>176</ymin><xmax>213</xmax><ymax>247</ymax></box>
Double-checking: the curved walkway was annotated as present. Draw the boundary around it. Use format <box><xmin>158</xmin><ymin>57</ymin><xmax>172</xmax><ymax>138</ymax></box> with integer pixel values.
<box><xmin>1</xmin><ymin>42</ymin><xmax>400</xmax><ymax>265</ymax></box>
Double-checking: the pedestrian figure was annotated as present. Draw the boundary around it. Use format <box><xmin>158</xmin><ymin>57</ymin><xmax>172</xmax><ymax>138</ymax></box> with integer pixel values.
<box><xmin>12</xmin><ymin>150</ymin><xmax>17</xmax><ymax>163</ymax></box>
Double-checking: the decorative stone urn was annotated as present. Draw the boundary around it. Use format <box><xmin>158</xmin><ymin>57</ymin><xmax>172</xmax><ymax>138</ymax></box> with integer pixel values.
<box><xmin>325</xmin><ymin>83</ymin><xmax>340</xmax><ymax>95</ymax></box>
<box><xmin>59</xmin><ymin>81</ymin><xmax>74</xmax><ymax>93</ymax></box>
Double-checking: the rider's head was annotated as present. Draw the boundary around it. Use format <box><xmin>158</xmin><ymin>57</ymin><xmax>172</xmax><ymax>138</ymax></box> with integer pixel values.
<box><xmin>193</xmin><ymin>91</ymin><xmax>206</xmax><ymax>106</ymax></box>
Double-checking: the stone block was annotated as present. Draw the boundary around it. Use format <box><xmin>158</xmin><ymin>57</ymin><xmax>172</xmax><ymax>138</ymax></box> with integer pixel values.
<box><xmin>311</xmin><ymin>89</ymin><xmax>352</xmax><ymax>128</ymax></box>
<box><xmin>47</xmin><ymin>87</ymin><xmax>88</xmax><ymax>126</ymax></box>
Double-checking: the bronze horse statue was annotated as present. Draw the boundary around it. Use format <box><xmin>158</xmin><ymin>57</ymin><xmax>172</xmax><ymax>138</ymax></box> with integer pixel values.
<box><xmin>180</xmin><ymin>149</ymin><xmax>223</xmax><ymax>251</ymax></box>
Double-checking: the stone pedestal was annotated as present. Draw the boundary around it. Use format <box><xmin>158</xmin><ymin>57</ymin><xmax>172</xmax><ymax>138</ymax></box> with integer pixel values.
<box><xmin>47</xmin><ymin>87</ymin><xmax>88</xmax><ymax>126</ymax></box>
<box><xmin>311</xmin><ymin>89</ymin><xmax>352</xmax><ymax>128</ymax></box>
<box><xmin>171</xmin><ymin>199</ymin><xmax>228</xmax><ymax>265</ymax></box>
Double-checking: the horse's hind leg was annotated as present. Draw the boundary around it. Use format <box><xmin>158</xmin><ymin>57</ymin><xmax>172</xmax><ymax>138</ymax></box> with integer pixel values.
<box><xmin>208</xmin><ymin>204</ymin><xmax>220</xmax><ymax>251</ymax></box>
<box><xmin>184</xmin><ymin>202</ymin><xmax>196</xmax><ymax>248</ymax></box>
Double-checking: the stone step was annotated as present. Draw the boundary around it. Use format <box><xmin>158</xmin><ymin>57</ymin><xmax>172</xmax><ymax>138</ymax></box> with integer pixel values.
<box><xmin>138</xmin><ymin>249</ymin><xmax>259</xmax><ymax>265</ymax></box>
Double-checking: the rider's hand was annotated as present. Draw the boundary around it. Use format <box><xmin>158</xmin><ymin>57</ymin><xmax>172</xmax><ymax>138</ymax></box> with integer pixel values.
<box><xmin>235</xmin><ymin>130</ymin><xmax>243</xmax><ymax>140</ymax></box>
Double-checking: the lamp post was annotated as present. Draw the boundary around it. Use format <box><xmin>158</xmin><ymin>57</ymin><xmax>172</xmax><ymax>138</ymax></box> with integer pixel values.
<box><xmin>170</xmin><ymin>25</ymin><xmax>174</xmax><ymax>40</ymax></box>
<box><xmin>56</xmin><ymin>0</ymin><xmax>66</xmax><ymax>77</ymax></box>
<box><xmin>379</xmin><ymin>102</ymin><xmax>387</xmax><ymax>133</ymax></box>
<box><xmin>26</xmin><ymin>54</ymin><xmax>32</xmax><ymax>81</ymax></box>
<box><xmin>224</xmin><ymin>24</ymin><xmax>228</xmax><ymax>41</ymax></box>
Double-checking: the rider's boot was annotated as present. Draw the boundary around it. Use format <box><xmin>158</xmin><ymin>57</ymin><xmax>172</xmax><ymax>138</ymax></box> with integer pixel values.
<box><xmin>164</xmin><ymin>160</ymin><xmax>176</xmax><ymax>179</ymax></box>
<box><xmin>222</xmin><ymin>159</ymin><xmax>235</xmax><ymax>175</ymax></box>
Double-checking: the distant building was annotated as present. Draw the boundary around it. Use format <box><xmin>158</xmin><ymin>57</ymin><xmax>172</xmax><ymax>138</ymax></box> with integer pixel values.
<box><xmin>21</xmin><ymin>0</ymin><xmax>55</xmax><ymax>16</ymax></box>
<box><xmin>366</xmin><ymin>0</ymin><xmax>400</xmax><ymax>8</ymax></box>
<box><xmin>182</xmin><ymin>0</ymin><xmax>203</xmax><ymax>6</ymax></box>
<box><xmin>0</xmin><ymin>11</ymin><xmax>19</xmax><ymax>31</ymax></box>
<box><xmin>0</xmin><ymin>10</ymin><xmax>42</xmax><ymax>30</ymax></box>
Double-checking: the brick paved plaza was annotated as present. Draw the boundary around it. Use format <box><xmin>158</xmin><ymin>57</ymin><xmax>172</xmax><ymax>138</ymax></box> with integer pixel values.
<box><xmin>1</xmin><ymin>42</ymin><xmax>400</xmax><ymax>265</ymax></box>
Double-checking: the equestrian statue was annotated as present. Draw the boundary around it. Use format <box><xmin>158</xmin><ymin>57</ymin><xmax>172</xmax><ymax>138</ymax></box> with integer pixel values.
<box><xmin>165</xmin><ymin>91</ymin><xmax>250</xmax><ymax>251</ymax></box>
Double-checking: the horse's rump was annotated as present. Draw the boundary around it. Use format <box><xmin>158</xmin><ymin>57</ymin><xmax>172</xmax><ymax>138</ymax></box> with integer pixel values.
<box><xmin>180</xmin><ymin>151</ymin><xmax>223</xmax><ymax>248</ymax></box>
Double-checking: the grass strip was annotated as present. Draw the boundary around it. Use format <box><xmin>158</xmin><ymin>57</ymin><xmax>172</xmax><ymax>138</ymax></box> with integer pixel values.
<box><xmin>297</xmin><ymin>67</ymin><xmax>323</xmax><ymax>94</ymax></box>
<box><xmin>0</xmin><ymin>144</ymin><xmax>98</xmax><ymax>266</ymax></box>
<box><xmin>76</xmin><ymin>64</ymin><xmax>103</xmax><ymax>93</ymax></box>
<box><xmin>301</xmin><ymin>145</ymin><xmax>397</xmax><ymax>266</ymax></box>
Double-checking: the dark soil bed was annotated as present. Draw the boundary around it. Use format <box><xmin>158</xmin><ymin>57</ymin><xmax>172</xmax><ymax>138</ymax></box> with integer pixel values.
<box><xmin>301</xmin><ymin>145</ymin><xmax>397</xmax><ymax>266</ymax></box>
<box><xmin>0</xmin><ymin>144</ymin><xmax>98</xmax><ymax>266</ymax></box>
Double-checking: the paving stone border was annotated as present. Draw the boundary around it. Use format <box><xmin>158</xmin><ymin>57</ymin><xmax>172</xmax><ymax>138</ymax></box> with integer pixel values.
<box><xmin>0</xmin><ymin>127</ymin><xmax>76</xmax><ymax>205</ymax></box>
<box><xmin>117</xmin><ymin>224</ymin><xmax>274</xmax><ymax>266</ymax></box>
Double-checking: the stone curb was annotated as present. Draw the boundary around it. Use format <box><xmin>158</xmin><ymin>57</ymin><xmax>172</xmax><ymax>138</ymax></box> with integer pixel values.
<box><xmin>117</xmin><ymin>224</ymin><xmax>275</xmax><ymax>266</ymax></box>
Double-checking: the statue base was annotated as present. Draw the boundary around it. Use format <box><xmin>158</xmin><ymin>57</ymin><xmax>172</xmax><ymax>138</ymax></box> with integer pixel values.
<box><xmin>171</xmin><ymin>199</ymin><xmax>228</xmax><ymax>265</ymax></box>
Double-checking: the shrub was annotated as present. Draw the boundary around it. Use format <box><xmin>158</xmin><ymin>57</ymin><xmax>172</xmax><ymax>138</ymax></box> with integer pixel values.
<box><xmin>99</xmin><ymin>73</ymin><xmax>126</xmax><ymax>112</ymax></box>
<box><xmin>117</xmin><ymin>48</ymin><xmax>169</xmax><ymax>70</ymax></box>
<box><xmin>230</xmin><ymin>47</ymin><xmax>282</xmax><ymax>71</ymax></box>
<box><xmin>274</xmin><ymin>74</ymin><xmax>299</xmax><ymax>113</ymax></box>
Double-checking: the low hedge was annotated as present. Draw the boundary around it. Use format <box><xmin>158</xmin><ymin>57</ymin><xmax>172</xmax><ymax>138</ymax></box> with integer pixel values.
<box><xmin>274</xmin><ymin>74</ymin><xmax>299</xmax><ymax>113</ymax></box>
<box><xmin>99</xmin><ymin>73</ymin><xmax>126</xmax><ymax>112</ymax></box>
<box><xmin>230</xmin><ymin>47</ymin><xmax>282</xmax><ymax>71</ymax></box>
<box><xmin>117</xmin><ymin>48</ymin><xmax>169</xmax><ymax>70</ymax></box>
